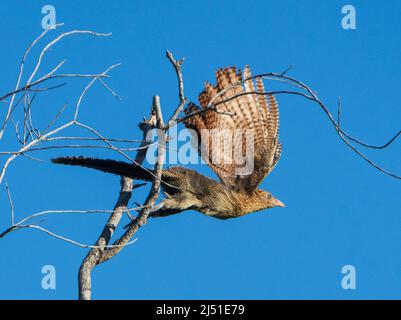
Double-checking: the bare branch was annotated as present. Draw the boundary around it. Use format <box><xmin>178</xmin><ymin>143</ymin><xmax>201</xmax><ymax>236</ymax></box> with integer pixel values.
<box><xmin>0</xmin><ymin>25</ymin><xmax>111</xmax><ymax>139</ymax></box>
<box><xmin>175</xmin><ymin>104</ymin><xmax>235</xmax><ymax>124</ymax></box>
<box><xmin>73</xmin><ymin>63</ymin><xmax>121</xmax><ymax>120</ymax></box>
<box><xmin>5</xmin><ymin>180</ymin><xmax>14</xmax><ymax>225</ymax></box>
<box><xmin>77</xmin><ymin>99</ymin><xmax>158</xmax><ymax>300</ymax></box>
<box><xmin>204</xmin><ymin>72</ymin><xmax>401</xmax><ymax>180</ymax></box>
<box><xmin>96</xmin><ymin>76</ymin><xmax>122</xmax><ymax>100</ymax></box>
<box><xmin>26</xmin><ymin>29</ymin><xmax>112</xmax><ymax>85</ymax></box>
<box><xmin>99</xmin><ymin>96</ymin><xmax>166</xmax><ymax>262</ymax></box>
<box><xmin>165</xmin><ymin>50</ymin><xmax>186</xmax><ymax>128</ymax></box>
<box><xmin>0</xmin><ymin>62</ymin><xmax>121</xmax><ymax>186</ymax></box>
<box><xmin>0</xmin><ymin>23</ymin><xmax>64</xmax><ymax>140</ymax></box>
<box><xmin>15</xmin><ymin>224</ymin><xmax>137</xmax><ymax>249</ymax></box>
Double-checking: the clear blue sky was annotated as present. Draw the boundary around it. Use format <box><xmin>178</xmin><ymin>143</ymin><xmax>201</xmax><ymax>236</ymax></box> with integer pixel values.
<box><xmin>1</xmin><ymin>0</ymin><xmax>400</xmax><ymax>299</ymax></box>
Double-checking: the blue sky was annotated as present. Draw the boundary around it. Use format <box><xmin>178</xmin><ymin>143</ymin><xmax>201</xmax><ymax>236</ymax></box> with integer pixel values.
<box><xmin>0</xmin><ymin>0</ymin><xmax>400</xmax><ymax>299</ymax></box>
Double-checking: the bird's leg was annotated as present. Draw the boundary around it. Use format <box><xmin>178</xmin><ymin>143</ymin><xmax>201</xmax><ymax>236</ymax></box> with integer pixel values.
<box><xmin>148</xmin><ymin>200</ymin><xmax>183</xmax><ymax>218</ymax></box>
<box><xmin>149</xmin><ymin>202</ymin><xmax>165</xmax><ymax>214</ymax></box>
<box><xmin>126</xmin><ymin>191</ymin><xmax>198</xmax><ymax>222</ymax></box>
<box><xmin>149</xmin><ymin>191</ymin><xmax>203</xmax><ymax>218</ymax></box>
<box><xmin>123</xmin><ymin>200</ymin><xmax>182</xmax><ymax>229</ymax></box>
<box><xmin>123</xmin><ymin>202</ymin><xmax>167</xmax><ymax>229</ymax></box>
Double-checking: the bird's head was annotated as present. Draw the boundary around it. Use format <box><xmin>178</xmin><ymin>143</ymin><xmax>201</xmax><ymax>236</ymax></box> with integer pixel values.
<box><xmin>256</xmin><ymin>190</ymin><xmax>285</xmax><ymax>209</ymax></box>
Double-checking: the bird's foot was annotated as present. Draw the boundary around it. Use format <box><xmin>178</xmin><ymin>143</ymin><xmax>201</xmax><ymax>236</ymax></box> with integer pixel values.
<box><xmin>123</xmin><ymin>202</ymin><xmax>165</xmax><ymax>229</ymax></box>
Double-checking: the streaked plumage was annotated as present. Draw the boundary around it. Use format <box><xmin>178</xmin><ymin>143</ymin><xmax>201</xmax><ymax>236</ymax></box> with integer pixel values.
<box><xmin>184</xmin><ymin>66</ymin><xmax>282</xmax><ymax>194</ymax></box>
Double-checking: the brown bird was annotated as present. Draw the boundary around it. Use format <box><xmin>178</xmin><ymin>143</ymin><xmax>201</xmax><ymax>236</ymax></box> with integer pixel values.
<box><xmin>52</xmin><ymin>66</ymin><xmax>284</xmax><ymax>219</ymax></box>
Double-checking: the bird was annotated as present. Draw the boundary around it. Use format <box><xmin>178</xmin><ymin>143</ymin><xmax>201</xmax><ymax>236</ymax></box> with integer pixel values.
<box><xmin>52</xmin><ymin>65</ymin><xmax>284</xmax><ymax>219</ymax></box>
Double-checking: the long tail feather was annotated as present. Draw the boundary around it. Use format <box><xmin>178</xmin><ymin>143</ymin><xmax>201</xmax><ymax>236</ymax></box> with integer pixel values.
<box><xmin>51</xmin><ymin>156</ymin><xmax>153</xmax><ymax>181</ymax></box>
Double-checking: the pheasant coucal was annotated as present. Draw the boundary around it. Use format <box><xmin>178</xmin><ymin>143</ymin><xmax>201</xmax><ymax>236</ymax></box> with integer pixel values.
<box><xmin>52</xmin><ymin>66</ymin><xmax>284</xmax><ymax>219</ymax></box>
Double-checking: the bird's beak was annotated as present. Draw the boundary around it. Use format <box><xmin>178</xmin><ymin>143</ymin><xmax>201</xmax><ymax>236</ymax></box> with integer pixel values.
<box><xmin>273</xmin><ymin>199</ymin><xmax>285</xmax><ymax>208</ymax></box>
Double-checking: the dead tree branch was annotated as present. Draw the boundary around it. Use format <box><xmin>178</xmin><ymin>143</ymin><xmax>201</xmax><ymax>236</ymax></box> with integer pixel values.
<box><xmin>78</xmin><ymin>95</ymin><xmax>165</xmax><ymax>300</ymax></box>
<box><xmin>0</xmin><ymin>25</ymin><xmax>145</xmax><ymax>252</ymax></box>
<box><xmin>165</xmin><ymin>50</ymin><xmax>186</xmax><ymax>128</ymax></box>
<box><xmin>206</xmin><ymin>71</ymin><xmax>401</xmax><ymax>180</ymax></box>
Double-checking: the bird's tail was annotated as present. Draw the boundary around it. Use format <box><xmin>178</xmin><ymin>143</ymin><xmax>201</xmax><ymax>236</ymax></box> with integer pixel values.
<box><xmin>51</xmin><ymin>156</ymin><xmax>153</xmax><ymax>181</ymax></box>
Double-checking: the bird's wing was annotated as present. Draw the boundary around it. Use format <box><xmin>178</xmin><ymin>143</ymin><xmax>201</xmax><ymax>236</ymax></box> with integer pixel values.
<box><xmin>183</xmin><ymin>66</ymin><xmax>281</xmax><ymax>193</ymax></box>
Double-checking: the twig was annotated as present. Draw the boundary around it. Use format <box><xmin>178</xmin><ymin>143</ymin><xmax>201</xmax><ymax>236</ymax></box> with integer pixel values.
<box><xmin>73</xmin><ymin>63</ymin><xmax>122</xmax><ymax>120</ymax></box>
<box><xmin>203</xmin><ymin>72</ymin><xmax>401</xmax><ymax>180</ymax></box>
<box><xmin>165</xmin><ymin>50</ymin><xmax>186</xmax><ymax>129</ymax></box>
<box><xmin>0</xmin><ymin>25</ymin><xmax>112</xmax><ymax>139</ymax></box>
<box><xmin>96</xmin><ymin>76</ymin><xmax>122</xmax><ymax>100</ymax></box>
<box><xmin>5</xmin><ymin>180</ymin><xmax>14</xmax><ymax>225</ymax></box>
<box><xmin>16</xmin><ymin>224</ymin><xmax>137</xmax><ymax>249</ymax></box>
<box><xmin>0</xmin><ymin>23</ymin><xmax>64</xmax><ymax>140</ymax></box>
<box><xmin>26</xmin><ymin>29</ymin><xmax>112</xmax><ymax>85</ymax></box>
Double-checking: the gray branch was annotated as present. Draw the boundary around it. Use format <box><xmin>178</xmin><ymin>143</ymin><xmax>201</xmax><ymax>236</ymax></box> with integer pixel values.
<box><xmin>78</xmin><ymin>96</ymin><xmax>164</xmax><ymax>300</ymax></box>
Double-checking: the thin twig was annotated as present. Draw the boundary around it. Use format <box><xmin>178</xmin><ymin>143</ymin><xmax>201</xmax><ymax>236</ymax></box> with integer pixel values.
<box><xmin>201</xmin><ymin>72</ymin><xmax>401</xmax><ymax>180</ymax></box>
<box><xmin>165</xmin><ymin>50</ymin><xmax>186</xmax><ymax>129</ymax></box>
<box><xmin>16</xmin><ymin>224</ymin><xmax>137</xmax><ymax>249</ymax></box>
<box><xmin>0</xmin><ymin>23</ymin><xmax>64</xmax><ymax>140</ymax></box>
<box><xmin>5</xmin><ymin>180</ymin><xmax>14</xmax><ymax>225</ymax></box>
